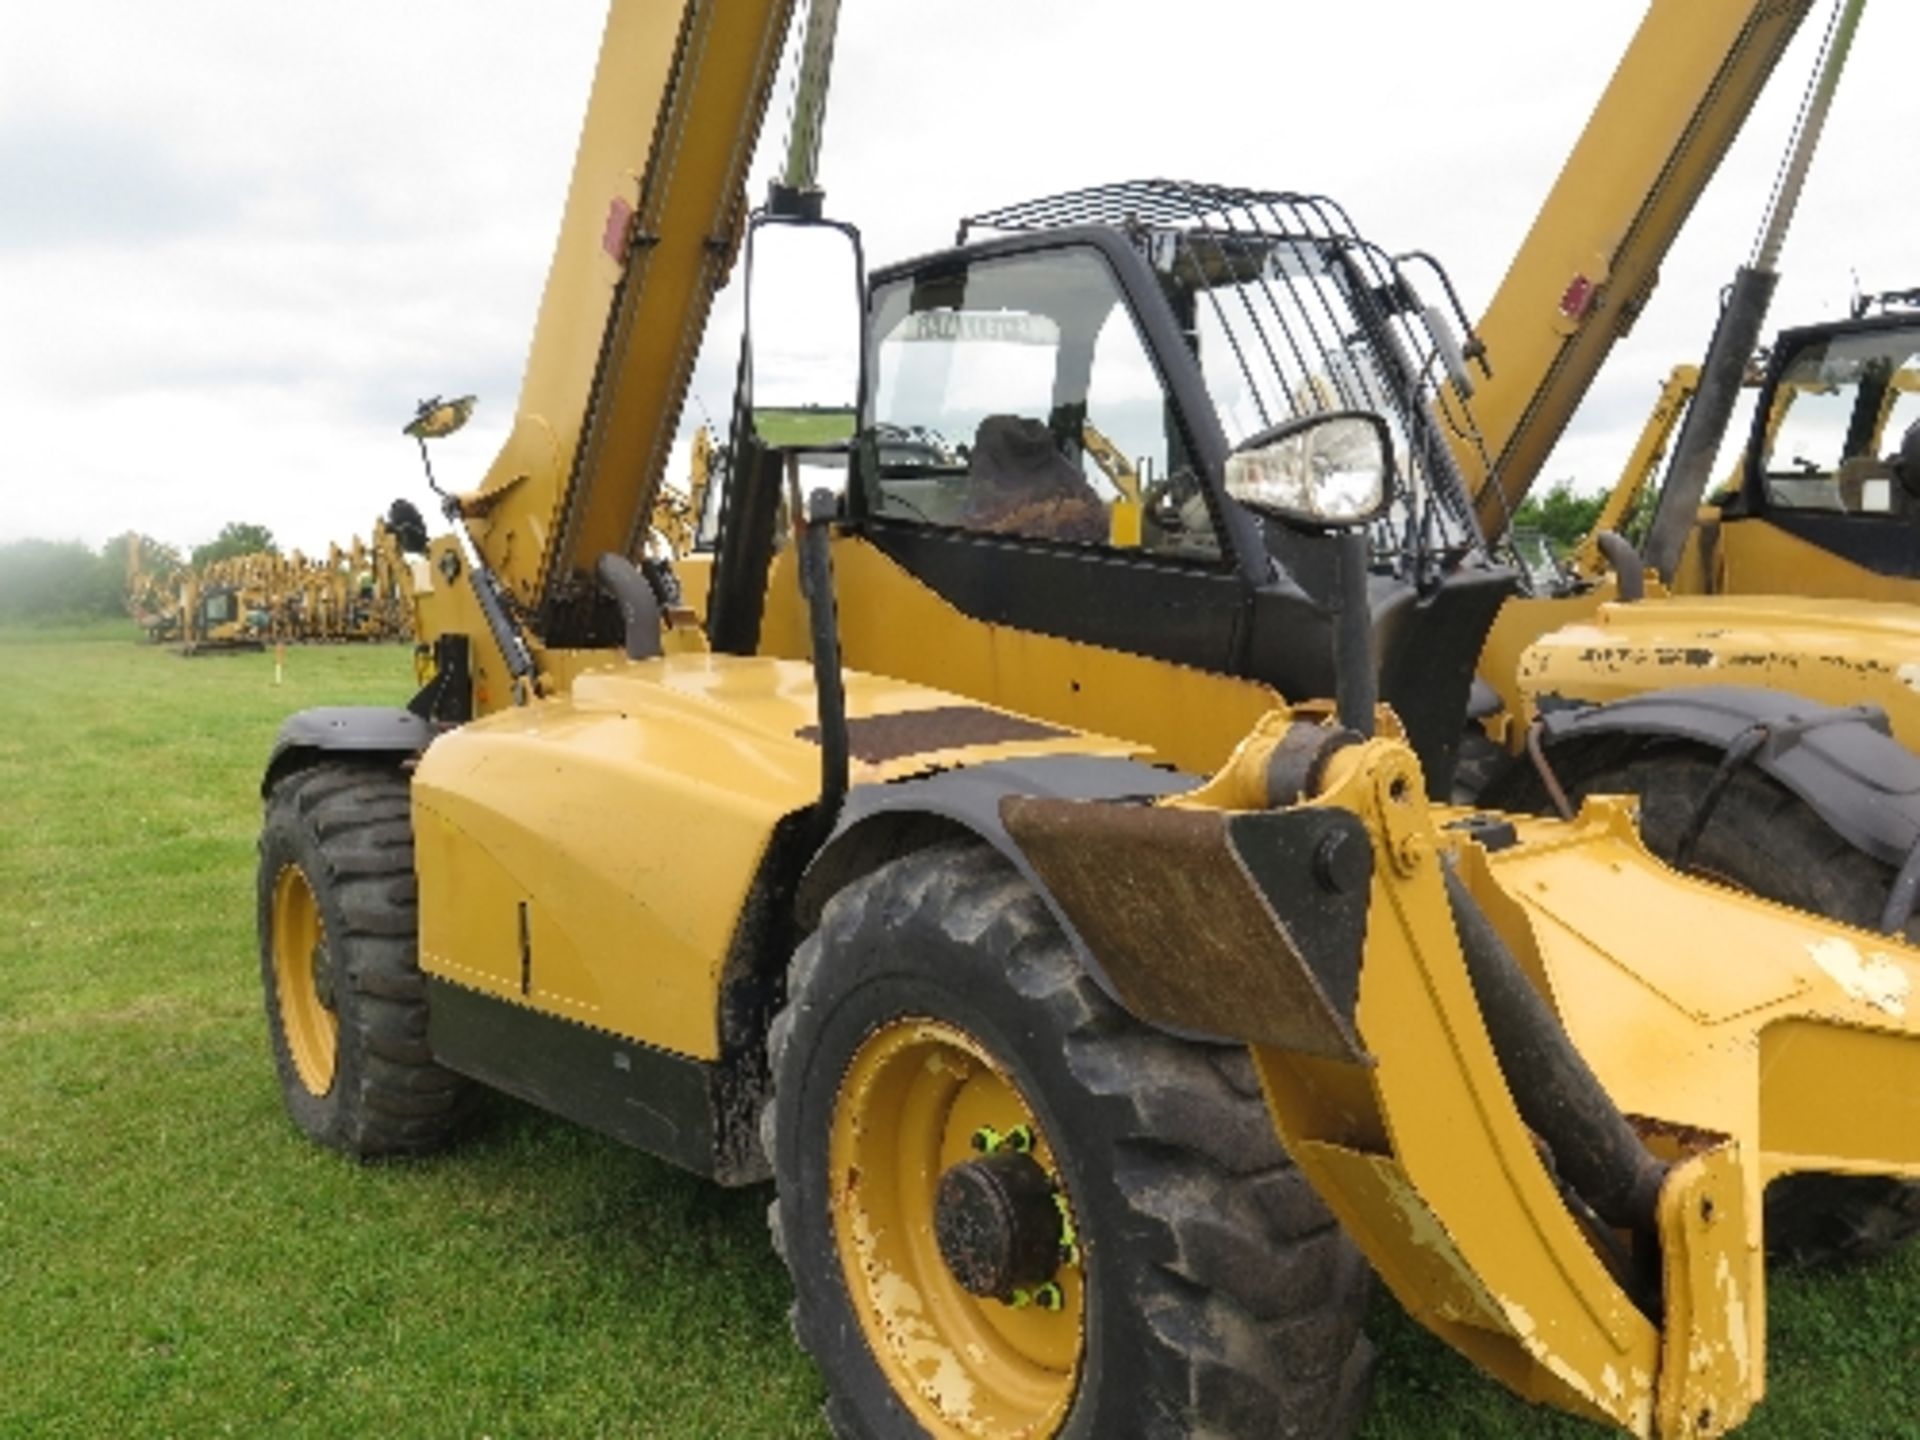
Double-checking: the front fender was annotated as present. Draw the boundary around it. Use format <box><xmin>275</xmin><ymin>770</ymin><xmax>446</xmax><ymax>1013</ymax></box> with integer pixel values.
<box><xmin>261</xmin><ymin>706</ymin><xmax>436</xmax><ymax>796</ymax></box>
<box><xmin>799</xmin><ymin>755</ymin><xmax>1209</xmax><ymax>1027</ymax></box>
<box><xmin>1537</xmin><ymin>684</ymin><xmax>1920</xmax><ymax>868</ymax></box>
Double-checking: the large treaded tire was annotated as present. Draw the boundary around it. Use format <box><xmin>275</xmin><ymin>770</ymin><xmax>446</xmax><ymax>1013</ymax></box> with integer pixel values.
<box><xmin>762</xmin><ymin>841</ymin><xmax>1373</xmax><ymax>1439</ymax></box>
<box><xmin>1516</xmin><ymin>741</ymin><xmax>1920</xmax><ymax>1266</ymax></box>
<box><xmin>257</xmin><ymin>762</ymin><xmax>470</xmax><ymax>1157</ymax></box>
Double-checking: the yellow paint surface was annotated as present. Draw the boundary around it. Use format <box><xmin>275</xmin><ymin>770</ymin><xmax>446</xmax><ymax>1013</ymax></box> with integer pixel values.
<box><xmin>413</xmin><ymin>653</ymin><xmax>1134</xmax><ymax>1058</ymax></box>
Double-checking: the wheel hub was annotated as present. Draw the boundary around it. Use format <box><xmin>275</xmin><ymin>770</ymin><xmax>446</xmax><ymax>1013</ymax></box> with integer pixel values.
<box><xmin>935</xmin><ymin>1150</ymin><xmax>1063</xmax><ymax>1301</ymax></box>
<box><xmin>828</xmin><ymin>1016</ymin><xmax>1084</xmax><ymax>1435</ymax></box>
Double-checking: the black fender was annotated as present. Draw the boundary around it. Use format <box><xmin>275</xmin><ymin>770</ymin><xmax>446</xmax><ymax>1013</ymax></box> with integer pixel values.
<box><xmin>797</xmin><ymin>754</ymin><xmax>1198</xmax><ymax>1017</ymax></box>
<box><xmin>1534</xmin><ymin>685</ymin><xmax>1920</xmax><ymax>868</ymax></box>
<box><xmin>261</xmin><ymin>706</ymin><xmax>436</xmax><ymax>797</ymax></box>
<box><xmin>798</xmin><ymin>752</ymin><xmax>1379</xmax><ymax>1054</ymax></box>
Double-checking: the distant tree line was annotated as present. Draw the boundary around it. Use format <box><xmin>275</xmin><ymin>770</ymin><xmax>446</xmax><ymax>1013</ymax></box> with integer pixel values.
<box><xmin>0</xmin><ymin>523</ymin><xmax>275</xmax><ymax>623</ymax></box>
<box><xmin>1509</xmin><ymin>477</ymin><xmax>1667</xmax><ymax>552</ymax></box>
<box><xmin>1509</xmin><ymin>481</ymin><xmax>1608</xmax><ymax>554</ymax></box>
<box><xmin>0</xmin><ymin>540</ymin><xmax>126</xmax><ymax>620</ymax></box>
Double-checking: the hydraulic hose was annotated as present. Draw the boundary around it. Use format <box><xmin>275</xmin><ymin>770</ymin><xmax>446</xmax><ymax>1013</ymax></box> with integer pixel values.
<box><xmin>1443</xmin><ymin>866</ymin><xmax>1669</xmax><ymax>1237</ymax></box>
<box><xmin>1594</xmin><ymin>530</ymin><xmax>1645</xmax><ymax>602</ymax></box>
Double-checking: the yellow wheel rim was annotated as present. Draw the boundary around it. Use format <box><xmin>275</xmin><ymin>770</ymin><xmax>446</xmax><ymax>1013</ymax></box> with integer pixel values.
<box><xmin>272</xmin><ymin>864</ymin><xmax>337</xmax><ymax>1096</ymax></box>
<box><xmin>830</xmin><ymin>1018</ymin><xmax>1084</xmax><ymax>1439</ymax></box>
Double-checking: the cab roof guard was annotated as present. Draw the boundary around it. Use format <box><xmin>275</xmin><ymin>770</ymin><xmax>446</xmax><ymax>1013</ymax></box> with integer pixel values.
<box><xmin>959</xmin><ymin>179</ymin><xmax>1494</xmax><ymax>576</ymax></box>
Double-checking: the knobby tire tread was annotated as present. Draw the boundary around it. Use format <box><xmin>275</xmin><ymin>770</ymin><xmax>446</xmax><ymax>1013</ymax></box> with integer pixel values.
<box><xmin>762</xmin><ymin>842</ymin><xmax>1372</xmax><ymax>1439</ymax></box>
<box><xmin>260</xmin><ymin>762</ymin><xmax>469</xmax><ymax>1158</ymax></box>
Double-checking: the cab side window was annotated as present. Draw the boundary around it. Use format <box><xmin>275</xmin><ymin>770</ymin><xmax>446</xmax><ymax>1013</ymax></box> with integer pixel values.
<box><xmin>1764</xmin><ymin>326</ymin><xmax>1920</xmax><ymax>514</ymax></box>
<box><xmin>865</xmin><ymin>247</ymin><xmax>1221</xmax><ymax>560</ymax></box>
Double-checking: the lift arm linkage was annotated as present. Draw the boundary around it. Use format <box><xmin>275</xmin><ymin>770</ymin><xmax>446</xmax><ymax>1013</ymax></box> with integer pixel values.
<box><xmin>1006</xmin><ymin>715</ymin><xmax>1920</xmax><ymax>1437</ymax></box>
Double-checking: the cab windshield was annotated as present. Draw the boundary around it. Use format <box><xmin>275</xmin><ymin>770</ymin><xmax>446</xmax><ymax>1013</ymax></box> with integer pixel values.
<box><xmin>864</xmin><ymin>247</ymin><xmax>1221</xmax><ymax>560</ymax></box>
<box><xmin>1761</xmin><ymin>323</ymin><xmax>1920</xmax><ymax>514</ymax></box>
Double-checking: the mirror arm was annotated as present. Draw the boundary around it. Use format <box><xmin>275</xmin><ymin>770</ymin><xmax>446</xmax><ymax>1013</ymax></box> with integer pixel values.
<box><xmin>798</xmin><ymin>483</ymin><xmax>849</xmax><ymax>840</ymax></box>
<box><xmin>764</xmin><ymin>182</ymin><xmax>825</xmax><ymax>221</ymax></box>
<box><xmin>1332</xmin><ymin>530</ymin><xmax>1377</xmax><ymax>739</ymax></box>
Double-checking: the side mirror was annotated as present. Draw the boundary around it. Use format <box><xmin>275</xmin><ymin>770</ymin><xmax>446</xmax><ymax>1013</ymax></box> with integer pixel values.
<box><xmin>744</xmin><ymin>215</ymin><xmax>865</xmax><ymax>451</ymax></box>
<box><xmin>1225</xmin><ymin>410</ymin><xmax>1395</xmax><ymax>529</ymax></box>
<box><xmin>402</xmin><ymin>395</ymin><xmax>476</xmax><ymax>501</ymax></box>
<box><xmin>404</xmin><ymin>395</ymin><xmax>476</xmax><ymax>441</ymax></box>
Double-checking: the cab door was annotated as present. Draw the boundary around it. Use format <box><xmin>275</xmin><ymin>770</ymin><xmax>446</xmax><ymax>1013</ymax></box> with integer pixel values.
<box><xmin>850</xmin><ymin>235</ymin><xmax>1254</xmax><ymax>675</ymax></box>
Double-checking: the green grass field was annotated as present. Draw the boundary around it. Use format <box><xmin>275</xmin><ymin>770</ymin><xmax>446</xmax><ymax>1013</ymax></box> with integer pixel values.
<box><xmin>1</xmin><ymin>624</ymin><xmax>1914</xmax><ymax>1438</ymax></box>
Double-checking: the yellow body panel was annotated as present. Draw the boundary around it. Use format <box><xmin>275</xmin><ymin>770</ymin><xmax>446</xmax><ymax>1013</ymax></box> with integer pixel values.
<box><xmin>1488</xmin><ymin>803</ymin><xmax>1920</xmax><ymax>1184</ymax></box>
<box><xmin>1473</xmin><ymin>801</ymin><xmax>1920</xmax><ymax>1430</ymax></box>
<box><xmin>1477</xmin><ymin>580</ymin><xmax>1628</xmax><ymax>745</ymax></box>
<box><xmin>413</xmin><ymin>653</ymin><xmax>1135</xmax><ymax>1059</ymax></box>
<box><xmin>672</xmin><ymin>553</ymin><xmax>713</xmax><ymax>628</ymax></box>
<box><xmin>1713</xmin><ymin>517</ymin><xmax>1920</xmax><ymax>605</ymax></box>
<box><xmin>1515</xmin><ymin>593</ymin><xmax>1920</xmax><ymax>746</ymax></box>
<box><xmin>758</xmin><ymin>536</ymin><xmax>1285</xmax><ymax>775</ymax></box>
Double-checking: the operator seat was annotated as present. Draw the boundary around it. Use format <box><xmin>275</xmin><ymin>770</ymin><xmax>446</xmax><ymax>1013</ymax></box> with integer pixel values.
<box><xmin>958</xmin><ymin>414</ymin><xmax>1108</xmax><ymax>545</ymax></box>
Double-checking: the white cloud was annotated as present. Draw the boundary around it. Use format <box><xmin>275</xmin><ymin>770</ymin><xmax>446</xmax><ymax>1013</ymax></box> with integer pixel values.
<box><xmin>0</xmin><ymin>0</ymin><xmax>1910</xmax><ymax>553</ymax></box>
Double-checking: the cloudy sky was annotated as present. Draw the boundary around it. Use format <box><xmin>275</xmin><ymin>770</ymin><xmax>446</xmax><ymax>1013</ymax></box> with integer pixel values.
<box><xmin>2</xmin><ymin>1</ymin><xmax>1910</xmax><ymax>556</ymax></box>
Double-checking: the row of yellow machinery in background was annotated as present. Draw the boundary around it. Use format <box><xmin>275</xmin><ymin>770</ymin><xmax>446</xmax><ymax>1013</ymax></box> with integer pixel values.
<box><xmin>252</xmin><ymin>2</ymin><xmax>1919</xmax><ymax>1437</ymax></box>
<box><xmin>122</xmin><ymin>522</ymin><xmax>418</xmax><ymax>653</ymax></box>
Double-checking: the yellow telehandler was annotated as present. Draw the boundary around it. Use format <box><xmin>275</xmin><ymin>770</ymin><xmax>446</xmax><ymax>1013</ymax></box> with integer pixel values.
<box><xmin>254</xmin><ymin>2</ymin><xmax>1918</xmax><ymax>1435</ymax></box>
<box><xmin>1483</xmin><ymin>295</ymin><xmax>1920</xmax><ymax>748</ymax></box>
<box><xmin>177</xmin><ymin>571</ymin><xmax>266</xmax><ymax>655</ymax></box>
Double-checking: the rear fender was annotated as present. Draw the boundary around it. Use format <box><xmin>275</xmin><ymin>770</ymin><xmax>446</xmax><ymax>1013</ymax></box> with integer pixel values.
<box><xmin>1535</xmin><ymin>684</ymin><xmax>1920</xmax><ymax>867</ymax></box>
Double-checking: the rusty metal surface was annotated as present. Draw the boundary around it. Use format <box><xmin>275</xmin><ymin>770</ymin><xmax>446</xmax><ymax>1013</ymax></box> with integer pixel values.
<box><xmin>1000</xmin><ymin>796</ymin><xmax>1369</xmax><ymax>1062</ymax></box>
<box><xmin>797</xmin><ymin>705</ymin><xmax>1072</xmax><ymax>763</ymax></box>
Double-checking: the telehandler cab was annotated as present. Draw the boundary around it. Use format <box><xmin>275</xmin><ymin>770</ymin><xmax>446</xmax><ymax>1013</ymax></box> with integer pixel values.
<box><xmin>256</xmin><ymin>2</ymin><xmax>1920</xmax><ymax>1435</ymax></box>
